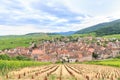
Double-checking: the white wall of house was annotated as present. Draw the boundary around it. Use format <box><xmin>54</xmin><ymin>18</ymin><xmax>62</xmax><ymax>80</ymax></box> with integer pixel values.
<box><xmin>69</xmin><ymin>58</ymin><xmax>77</xmax><ymax>63</ymax></box>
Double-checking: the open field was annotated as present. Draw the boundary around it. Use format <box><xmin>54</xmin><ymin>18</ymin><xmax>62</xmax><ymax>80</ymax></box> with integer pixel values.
<box><xmin>84</xmin><ymin>59</ymin><xmax>120</xmax><ymax>68</ymax></box>
<box><xmin>1</xmin><ymin>64</ymin><xmax>120</xmax><ymax>80</ymax></box>
<box><xmin>103</xmin><ymin>34</ymin><xmax>120</xmax><ymax>40</ymax></box>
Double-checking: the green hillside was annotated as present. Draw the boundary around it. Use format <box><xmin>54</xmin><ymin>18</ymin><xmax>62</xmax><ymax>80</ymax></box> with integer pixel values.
<box><xmin>75</xmin><ymin>19</ymin><xmax>120</xmax><ymax>36</ymax></box>
<box><xmin>95</xmin><ymin>24</ymin><xmax>120</xmax><ymax>36</ymax></box>
<box><xmin>76</xmin><ymin>23</ymin><xmax>108</xmax><ymax>34</ymax></box>
<box><xmin>0</xmin><ymin>33</ymin><xmax>61</xmax><ymax>50</ymax></box>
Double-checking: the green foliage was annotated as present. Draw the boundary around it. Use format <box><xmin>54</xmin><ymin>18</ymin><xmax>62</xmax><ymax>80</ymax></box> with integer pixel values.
<box><xmin>103</xmin><ymin>34</ymin><xmax>120</xmax><ymax>40</ymax></box>
<box><xmin>114</xmin><ymin>56</ymin><xmax>120</xmax><ymax>59</ymax></box>
<box><xmin>70</xmin><ymin>32</ymin><xmax>96</xmax><ymax>38</ymax></box>
<box><xmin>84</xmin><ymin>59</ymin><xmax>120</xmax><ymax>68</ymax></box>
<box><xmin>0</xmin><ymin>54</ymin><xmax>11</xmax><ymax>60</ymax></box>
<box><xmin>92</xmin><ymin>53</ymin><xmax>98</xmax><ymax>59</ymax></box>
<box><xmin>0</xmin><ymin>54</ymin><xmax>32</xmax><ymax>61</ymax></box>
<box><xmin>75</xmin><ymin>23</ymin><xmax>108</xmax><ymax>34</ymax></box>
<box><xmin>55</xmin><ymin>60</ymin><xmax>62</xmax><ymax>64</ymax></box>
<box><xmin>95</xmin><ymin>25</ymin><xmax>120</xmax><ymax>36</ymax></box>
<box><xmin>15</xmin><ymin>55</ymin><xmax>32</xmax><ymax>61</ymax></box>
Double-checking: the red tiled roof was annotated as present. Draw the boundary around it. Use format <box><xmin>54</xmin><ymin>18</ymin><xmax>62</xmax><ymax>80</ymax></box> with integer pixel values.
<box><xmin>38</xmin><ymin>54</ymin><xmax>51</xmax><ymax>61</ymax></box>
<box><xmin>62</xmin><ymin>50</ymin><xmax>68</xmax><ymax>54</ymax></box>
<box><xmin>32</xmin><ymin>49</ymin><xmax>44</xmax><ymax>54</ymax></box>
<box><xmin>88</xmin><ymin>48</ymin><xmax>94</xmax><ymax>53</ymax></box>
<box><xmin>100</xmin><ymin>47</ymin><xmax>106</xmax><ymax>50</ymax></box>
<box><xmin>78</xmin><ymin>54</ymin><xmax>83</xmax><ymax>58</ymax></box>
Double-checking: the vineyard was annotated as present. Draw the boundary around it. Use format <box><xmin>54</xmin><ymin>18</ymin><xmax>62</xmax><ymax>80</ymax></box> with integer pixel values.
<box><xmin>0</xmin><ymin>60</ymin><xmax>51</xmax><ymax>76</ymax></box>
<box><xmin>1</xmin><ymin>64</ymin><xmax>120</xmax><ymax>80</ymax></box>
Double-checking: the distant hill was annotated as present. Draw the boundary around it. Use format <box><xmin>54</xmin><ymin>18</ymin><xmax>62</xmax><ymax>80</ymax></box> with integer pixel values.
<box><xmin>75</xmin><ymin>19</ymin><xmax>120</xmax><ymax>36</ymax></box>
<box><xmin>55</xmin><ymin>31</ymin><xmax>76</xmax><ymax>36</ymax></box>
<box><xmin>26</xmin><ymin>32</ymin><xmax>59</xmax><ymax>36</ymax></box>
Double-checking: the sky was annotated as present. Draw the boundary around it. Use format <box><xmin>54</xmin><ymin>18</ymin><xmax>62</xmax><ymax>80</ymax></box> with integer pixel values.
<box><xmin>0</xmin><ymin>0</ymin><xmax>120</xmax><ymax>35</ymax></box>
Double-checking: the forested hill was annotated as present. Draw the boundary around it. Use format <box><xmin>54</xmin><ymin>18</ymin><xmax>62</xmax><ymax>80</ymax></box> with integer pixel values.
<box><xmin>75</xmin><ymin>19</ymin><xmax>120</xmax><ymax>36</ymax></box>
<box><xmin>95</xmin><ymin>23</ymin><xmax>120</xmax><ymax>36</ymax></box>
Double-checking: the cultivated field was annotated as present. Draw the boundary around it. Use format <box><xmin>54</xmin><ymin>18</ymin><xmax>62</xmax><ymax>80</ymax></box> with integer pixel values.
<box><xmin>2</xmin><ymin>64</ymin><xmax>120</xmax><ymax>80</ymax></box>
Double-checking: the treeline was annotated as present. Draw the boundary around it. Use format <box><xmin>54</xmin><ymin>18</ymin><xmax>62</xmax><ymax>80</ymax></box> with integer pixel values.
<box><xmin>0</xmin><ymin>54</ymin><xmax>32</xmax><ymax>61</ymax></box>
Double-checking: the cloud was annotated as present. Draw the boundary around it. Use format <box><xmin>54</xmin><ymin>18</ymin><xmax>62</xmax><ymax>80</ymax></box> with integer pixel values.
<box><xmin>63</xmin><ymin>0</ymin><xmax>120</xmax><ymax>16</ymax></box>
<box><xmin>0</xmin><ymin>0</ymin><xmax>120</xmax><ymax>35</ymax></box>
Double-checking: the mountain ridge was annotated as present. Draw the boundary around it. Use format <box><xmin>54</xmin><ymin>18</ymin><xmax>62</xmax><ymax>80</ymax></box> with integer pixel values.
<box><xmin>75</xmin><ymin>19</ymin><xmax>120</xmax><ymax>36</ymax></box>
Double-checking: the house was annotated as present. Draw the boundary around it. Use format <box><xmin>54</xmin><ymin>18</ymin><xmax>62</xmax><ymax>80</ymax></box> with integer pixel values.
<box><xmin>31</xmin><ymin>48</ymin><xmax>44</xmax><ymax>60</ymax></box>
<box><xmin>37</xmin><ymin>54</ymin><xmax>51</xmax><ymax>62</ymax></box>
<box><xmin>69</xmin><ymin>58</ymin><xmax>77</xmax><ymax>63</ymax></box>
<box><xmin>78</xmin><ymin>55</ymin><xmax>93</xmax><ymax>62</ymax></box>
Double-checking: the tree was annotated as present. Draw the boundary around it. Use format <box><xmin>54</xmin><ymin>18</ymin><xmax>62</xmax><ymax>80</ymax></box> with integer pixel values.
<box><xmin>0</xmin><ymin>54</ymin><xmax>11</xmax><ymax>60</ymax></box>
<box><xmin>15</xmin><ymin>55</ymin><xmax>32</xmax><ymax>61</ymax></box>
<box><xmin>92</xmin><ymin>52</ymin><xmax>98</xmax><ymax>59</ymax></box>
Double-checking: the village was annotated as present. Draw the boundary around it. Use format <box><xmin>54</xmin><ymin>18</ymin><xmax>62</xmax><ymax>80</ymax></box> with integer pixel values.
<box><xmin>0</xmin><ymin>37</ymin><xmax>120</xmax><ymax>63</ymax></box>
